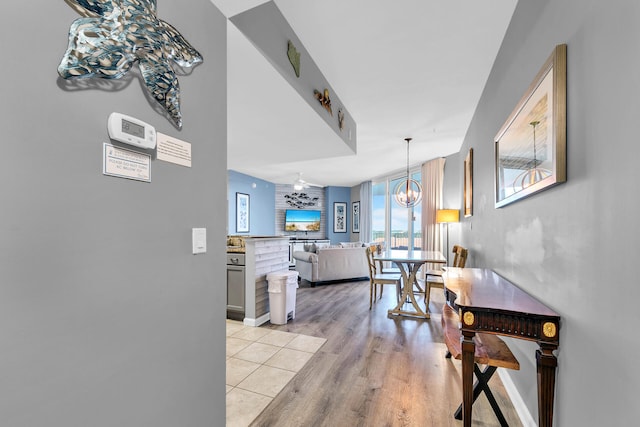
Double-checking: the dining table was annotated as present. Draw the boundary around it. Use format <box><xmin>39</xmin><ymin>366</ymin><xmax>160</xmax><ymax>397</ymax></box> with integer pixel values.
<box><xmin>373</xmin><ymin>249</ymin><xmax>446</xmax><ymax>318</ymax></box>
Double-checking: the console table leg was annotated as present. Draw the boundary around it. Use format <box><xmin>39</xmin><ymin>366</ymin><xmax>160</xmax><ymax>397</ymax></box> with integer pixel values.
<box><xmin>536</xmin><ymin>345</ymin><xmax>558</xmax><ymax>427</ymax></box>
<box><xmin>461</xmin><ymin>331</ymin><xmax>476</xmax><ymax>427</ymax></box>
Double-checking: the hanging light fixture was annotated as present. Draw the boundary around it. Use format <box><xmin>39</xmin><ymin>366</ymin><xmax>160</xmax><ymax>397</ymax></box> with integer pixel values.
<box><xmin>394</xmin><ymin>137</ymin><xmax>423</xmax><ymax>208</ymax></box>
<box><xmin>512</xmin><ymin>121</ymin><xmax>552</xmax><ymax>190</ymax></box>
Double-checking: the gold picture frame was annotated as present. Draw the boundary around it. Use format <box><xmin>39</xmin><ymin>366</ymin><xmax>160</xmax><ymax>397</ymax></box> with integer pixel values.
<box><xmin>494</xmin><ymin>44</ymin><xmax>567</xmax><ymax>208</ymax></box>
<box><xmin>464</xmin><ymin>148</ymin><xmax>473</xmax><ymax>217</ymax></box>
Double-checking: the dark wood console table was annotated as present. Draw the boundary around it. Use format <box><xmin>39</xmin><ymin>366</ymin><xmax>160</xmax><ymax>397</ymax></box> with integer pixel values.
<box><xmin>442</xmin><ymin>268</ymin><xmax>560</xmax><ymax>427</ymax></box>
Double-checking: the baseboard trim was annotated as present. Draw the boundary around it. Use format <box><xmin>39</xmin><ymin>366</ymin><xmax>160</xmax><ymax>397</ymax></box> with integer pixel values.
<box><xmin>243</xmin><ymin>313</ymin><xmax>270</xmax><ymax>327</ymax></box>
<box><xmin>498</xmin><ymin>370</ymin><xmax>536</xmax><ymax>427</ymax></box>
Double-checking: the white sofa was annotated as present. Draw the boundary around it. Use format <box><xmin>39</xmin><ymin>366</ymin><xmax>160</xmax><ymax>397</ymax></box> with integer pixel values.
<box><xmin>293</xmin><ymin>246</ymin><xmax>369</xmax><ymax>286</ymax></box>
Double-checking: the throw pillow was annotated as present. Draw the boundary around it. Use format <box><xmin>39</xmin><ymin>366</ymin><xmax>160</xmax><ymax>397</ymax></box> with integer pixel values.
<box><xmin>339</xmin><ymin>241</ymin><xmax>363</xmax><ymax>248</ymax></box>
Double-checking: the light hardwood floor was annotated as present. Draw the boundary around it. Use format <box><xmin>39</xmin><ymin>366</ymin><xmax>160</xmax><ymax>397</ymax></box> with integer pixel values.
<box><xmin>250</xmin><ymin>278</ymin><xmax>524</xmax><ymax>427</ymax></box>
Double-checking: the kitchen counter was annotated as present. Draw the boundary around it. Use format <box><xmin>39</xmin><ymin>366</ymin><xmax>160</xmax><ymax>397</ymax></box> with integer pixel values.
<box><xmin>226</xmin><ymin>236</ymin><xmax>290</xmax><ymax>326</ymax></box>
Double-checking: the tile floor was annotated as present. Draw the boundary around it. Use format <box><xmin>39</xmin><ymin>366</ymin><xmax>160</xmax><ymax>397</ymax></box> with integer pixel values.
<box><xmin>226</xmin><ymin>320</ymin><xmax>326</xmax><ymax>427</ymax></box>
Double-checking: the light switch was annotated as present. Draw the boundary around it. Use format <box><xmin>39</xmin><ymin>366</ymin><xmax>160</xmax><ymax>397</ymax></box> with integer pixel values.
<box><xmin>192</xmin><ymin>228</ymin><xmax>206</xmax><ymax>254</ymax></box>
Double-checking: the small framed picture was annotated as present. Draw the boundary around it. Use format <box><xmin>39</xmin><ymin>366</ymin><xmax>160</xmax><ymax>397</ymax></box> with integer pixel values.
<box><xmin>334</xmin><ymin>202</ymin><xmax>347</xmax><ymax>233</ymax></box>
<box><xmin>464</xmin><ymin>148</ymin><xmax>473</xmax><ymax>217</ymax></box>
<box><xmin>352</xmin><ymin>201</ymin><xmax>360</xmax><ymax>233</ymax></box>
<box><xmin>236</xmin><ymin>192</ymin><xmax>250</xmax><ymax>233</ymax></box>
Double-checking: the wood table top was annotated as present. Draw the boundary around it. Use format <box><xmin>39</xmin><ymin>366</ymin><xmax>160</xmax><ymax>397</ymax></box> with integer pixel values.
<box><xmin>443</xmin><ymin>267</ymin><xmax>560</xmax><ymax>319</ymax></box>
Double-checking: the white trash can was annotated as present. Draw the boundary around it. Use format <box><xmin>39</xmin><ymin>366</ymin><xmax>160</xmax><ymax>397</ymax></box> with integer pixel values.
<box><xmin>267</xmin><ymin>271</ymin><xmax>299</xmax><ymax>325</ymax></box>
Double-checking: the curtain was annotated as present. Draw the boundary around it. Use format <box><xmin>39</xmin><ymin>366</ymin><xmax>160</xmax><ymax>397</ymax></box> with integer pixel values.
<box><xmin>421</xmin><ymin>158</ymin><xmax>446</xmax><ymax>264</ymax></box>
<box><xmin>359</xmin><ymin>181</ymin><xmax>372</xmax><ymax>243</ymax></box>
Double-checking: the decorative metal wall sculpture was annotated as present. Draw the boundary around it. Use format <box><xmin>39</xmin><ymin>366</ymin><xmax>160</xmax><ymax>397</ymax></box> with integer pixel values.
<box><xmin>58</xmin><ymin>0</ymin><xmax>203</xmax><ymax>129</ymax></box>
<box><xmin>313</xmin><ymin>89</ymin><xmax>332</xmax><ymax>116</ymax></box>
<box><xmin>337</xmin><ymin>108</ymin><xmax>345</xmax><ymax>131</ymax></box>
<box><xmin>287</xmin><ymin>40</ymin><xmax>301</xmax><ymax>78</ymax></box>
<box><xmin>284</xmin><ymin>192</ymin><xmax>319</xmax><ymax>208</ymax></box>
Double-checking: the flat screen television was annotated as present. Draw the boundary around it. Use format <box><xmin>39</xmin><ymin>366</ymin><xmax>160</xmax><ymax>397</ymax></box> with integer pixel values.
<box><xmin>284</xmin><ymin>209</ymin><xmax>321</xmax><ymax>232</ymax></box>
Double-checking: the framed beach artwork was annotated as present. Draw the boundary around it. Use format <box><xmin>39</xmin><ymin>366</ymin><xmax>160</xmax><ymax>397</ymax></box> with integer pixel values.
<box><xmin>494</xmin><ymin>44</ymin><xmax>567</xmax><ymax>208</ymax></box>
<box><xmin>236</xmin><ymin>192</ymin><xmax>250</xmax><ymax>233</ymax></box>
<box><xmin>334</xmin><ymin>202</ymin><xmax>347</xmax><ymax>233</ymax></box>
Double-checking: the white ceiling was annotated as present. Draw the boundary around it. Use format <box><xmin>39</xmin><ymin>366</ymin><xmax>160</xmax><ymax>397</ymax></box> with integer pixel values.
<box><xmin>213</xmin><ymin>0</ymin><xmax>517</xmax><ymax>187</ymax></box>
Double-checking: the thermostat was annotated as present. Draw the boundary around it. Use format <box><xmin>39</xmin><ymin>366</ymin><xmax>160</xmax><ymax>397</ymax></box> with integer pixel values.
<box><xmin>107</xmin><ymin>112</ymin><xmax>156</xmax><ymax>149</ymax></box>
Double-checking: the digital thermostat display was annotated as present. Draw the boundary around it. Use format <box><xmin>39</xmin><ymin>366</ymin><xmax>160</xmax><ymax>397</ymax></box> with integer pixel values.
<box><xmin>107</xmin><ymin>112</ymin><xmax>156</xmax><ymax>150</ymax></box>
<box><xmin>122</xmin><ymin>118</ymin><xmax>145</xmax><ymax>139</ymax></box>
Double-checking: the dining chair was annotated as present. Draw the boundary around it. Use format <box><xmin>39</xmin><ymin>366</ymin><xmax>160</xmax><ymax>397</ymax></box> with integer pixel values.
<box><xmin>380</xmin><ymin>262</ymin><xmax>400</xmax><ymax>274</ymax></box>
<box><xmin>366</xmin><ymin>244</ymin><xmax>398</xmax><ymax>274</ymax></box>
<box><xmin>423</xmin><ymin>245</ymin><xmax>468</xmax><ymax>309</ymax></box>
<box><xmin>424</xmin><ymin>245</ymin><xmax>462</xmax><ymax>278</ymax></box>
<box><xmin>365</xmin><ymin>246</ymin><xmax>402</xmax><ymax>309</ymax></box>
<box><xmin>372</xmin><ymin>244</ymin><xmax>427</xmax><ymax>292</ymax></box>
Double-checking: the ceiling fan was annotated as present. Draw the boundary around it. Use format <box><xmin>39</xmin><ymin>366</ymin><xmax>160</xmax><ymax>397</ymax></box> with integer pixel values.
<box><xmin>293</xmin><ymin>173</ymin><xmax>323</xmax><ymax>191</ymax></box>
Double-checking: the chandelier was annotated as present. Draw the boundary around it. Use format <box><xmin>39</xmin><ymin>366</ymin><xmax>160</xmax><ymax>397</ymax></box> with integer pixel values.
<box><xmin>394</xmin><ymin>137</ymin><xmax>423</xmax><ymax>208</ymax></box>
<box><xmin>512</xmin><ymin>121</ymin><xmax>552</xmax><ymax>190</ymax></box>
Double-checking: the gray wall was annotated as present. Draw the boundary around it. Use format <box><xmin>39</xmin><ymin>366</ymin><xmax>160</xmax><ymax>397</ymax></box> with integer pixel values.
<box><xmin>452</xmin><ymin>0</ymin><xmax>639</xmax><ymax>424</ymax></box>
<box><xmin>0</xmin><ymin>2</ymin><xmax>227</xmax><ymax>426</ymax></box>
<box><xmin>230</xmin><ymin>1</ymin><xmax>356</xmax><ymax>150</ymax></box>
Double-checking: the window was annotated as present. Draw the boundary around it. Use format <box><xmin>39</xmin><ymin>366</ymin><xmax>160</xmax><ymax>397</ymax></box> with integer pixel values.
<box><xmin>372</xmin><ymin>170</ymin><xmax>422</xmax><ymax>250</ymax></box>
<box><xmin>372</xmin><ymin>181</ymin><xmax>387</xmax><ymax>245</ymax></box>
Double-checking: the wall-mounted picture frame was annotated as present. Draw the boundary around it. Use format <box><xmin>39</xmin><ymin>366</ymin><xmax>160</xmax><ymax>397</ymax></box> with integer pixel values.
<box><xmin>464</xmin><ymin>148</ymin><xmax>473</xmax><ymax>217</ymax></box>
<box><xmin>352</xmin><ymin>201</ymin><xmax>360</xmax><ymax>233</ymax></box>
<box><xmin>236</xmin><ymin>192</ymin><xmax>250</xmax><ymax>233</ymax></box>
<box><xmin>334</xmin><ymin>202</ymin><xmax>347</xmax><ymax>233</ymax></box>
<box><xmin>494</xmin><ymin>44</ymin><xmax>567</xmax><ymax>208</ymax></box>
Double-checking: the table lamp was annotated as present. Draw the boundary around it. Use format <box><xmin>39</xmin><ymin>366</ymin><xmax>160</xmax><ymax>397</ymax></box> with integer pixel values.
<box><xmin>436</xmin><ymin>209</ymin><xmax>460</xmax><ymax>265</ymax></box>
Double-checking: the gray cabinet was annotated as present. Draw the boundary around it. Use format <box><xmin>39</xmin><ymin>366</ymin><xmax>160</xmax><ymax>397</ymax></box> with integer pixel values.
<box><xmin>226</xmin><ymin>254</ymin><xmax>245</xmax><ymax>320</ymax></box>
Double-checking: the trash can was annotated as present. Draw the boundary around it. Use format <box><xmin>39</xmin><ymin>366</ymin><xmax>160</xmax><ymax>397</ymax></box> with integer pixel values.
<box><xmin>267</xmin><ymin>271</ymin><xmax>299</xmax><ymax>325</ymax></box>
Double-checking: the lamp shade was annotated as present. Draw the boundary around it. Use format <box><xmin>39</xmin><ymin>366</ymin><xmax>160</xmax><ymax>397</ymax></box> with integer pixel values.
<box><xmin>436</xmin><ymin>209</ymin><xmax>459</xmax><ymax>224</ymax></box>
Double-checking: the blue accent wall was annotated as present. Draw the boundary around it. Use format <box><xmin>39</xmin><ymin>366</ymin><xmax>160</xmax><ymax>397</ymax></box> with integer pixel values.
<box><xmin>228</xmin><ymin>170</ymin><xmax>276</xmax><ymax>235</ymax></box>
<box><xmin>325</xmin><ymin>186</ymin><xmax>351</xmax><ymax>244</ymax></box>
